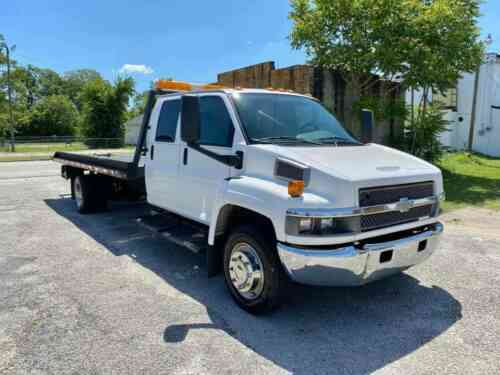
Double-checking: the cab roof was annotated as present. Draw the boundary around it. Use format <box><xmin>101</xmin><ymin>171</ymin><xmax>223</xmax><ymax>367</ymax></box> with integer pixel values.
<box><xmin>154</xmin><ymin>79</ymin><xmax>314</xmax><ymax>99</ymax></box>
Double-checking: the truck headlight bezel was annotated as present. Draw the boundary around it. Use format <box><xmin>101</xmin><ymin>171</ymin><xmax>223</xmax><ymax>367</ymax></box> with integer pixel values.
<box><xmin>287</xmin><ymin>216</ymin><xmax>358</xmax><ymax>236</ymax></box>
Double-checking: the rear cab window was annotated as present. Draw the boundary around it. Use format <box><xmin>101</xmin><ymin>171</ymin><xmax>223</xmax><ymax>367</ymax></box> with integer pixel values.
<box><xmin>156</xmin><ymin>99</ymin><xmax>181</xmax><ymax>142</ymax></box>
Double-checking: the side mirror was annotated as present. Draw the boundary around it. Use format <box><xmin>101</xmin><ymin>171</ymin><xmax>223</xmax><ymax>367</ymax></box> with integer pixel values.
<box><xmin>361</xmin><ymin>109</ymin><xmax>374</xmax><ymax>143</ymax></box>
<box><xmin>181</xmin><ymin>95</ymin><xmax>201</xmax><ymax>144</ymax></box>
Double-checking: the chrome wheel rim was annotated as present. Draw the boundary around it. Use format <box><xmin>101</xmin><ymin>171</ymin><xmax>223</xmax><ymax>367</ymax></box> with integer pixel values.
<box><xmin>74</xmin><ymin>178</ymin><xmax>83</xmax><ymax>209</ymax></box>
<box><xmin>229</xmin><ymin>242</ymin><xmax>265</xmax><ymax>300</ymax></box>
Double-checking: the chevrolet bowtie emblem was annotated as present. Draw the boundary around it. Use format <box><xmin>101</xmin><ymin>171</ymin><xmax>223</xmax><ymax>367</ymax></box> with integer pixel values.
<box><xmin>396</xmin><ymin>198</ymin><xmax>413</xmax><ymax>213</ymax></box>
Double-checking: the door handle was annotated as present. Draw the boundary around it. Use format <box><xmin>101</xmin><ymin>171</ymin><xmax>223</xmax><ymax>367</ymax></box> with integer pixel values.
<box><xmin>150</xmin><ymin>144</ymin><xmax>155</xmax><ymax>160</ymax></box>
<box><xmin>183</xmin><ymin>148</ymin><xmax>188</xmax><ymax>165</ymax></box>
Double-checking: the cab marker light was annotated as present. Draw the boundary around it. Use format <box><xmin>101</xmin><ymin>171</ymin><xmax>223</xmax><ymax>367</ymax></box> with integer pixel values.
<box><xmin>288</xmin><ymin>180</ymin><xmax>305</xmax><ymax>198</ymax></box>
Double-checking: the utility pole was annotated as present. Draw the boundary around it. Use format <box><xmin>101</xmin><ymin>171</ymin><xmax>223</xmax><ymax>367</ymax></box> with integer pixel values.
<box><xmin>468</xmin><ymin>65</ymin><xmax>480</xmax><ymax>152</ymax></box>
<box><xmin>468</xmin><ymin>35</ymin><xmax>493</xmax><ymax>152</ymax></box>
<box><xmin>0</xmin><ymin>39</ymin><xmax>16</xmax><ymax>152</ymax></box>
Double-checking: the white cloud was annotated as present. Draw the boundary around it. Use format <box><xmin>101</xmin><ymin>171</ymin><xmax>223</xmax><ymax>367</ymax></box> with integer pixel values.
<box><xmin>119</xmin><ymin>64</ymin><xmax>154</xmax><ymax>75</ymax></box>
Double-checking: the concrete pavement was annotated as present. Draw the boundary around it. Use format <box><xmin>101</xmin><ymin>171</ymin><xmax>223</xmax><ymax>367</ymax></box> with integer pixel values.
<box><xmin>1</xmin><ymin>161</ymin><xmax>499</xmax><ymax>374</ymax></box>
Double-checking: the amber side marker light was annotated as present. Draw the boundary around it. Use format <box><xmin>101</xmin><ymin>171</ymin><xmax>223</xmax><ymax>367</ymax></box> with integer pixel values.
<box><xmin>288</xmin><ymin>180</ymin><xmax>305</xmax><ymax>198</ymax></box>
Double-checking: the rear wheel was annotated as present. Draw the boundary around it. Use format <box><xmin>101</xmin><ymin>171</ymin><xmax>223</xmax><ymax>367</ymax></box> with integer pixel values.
<box><xmin>72</xmin><ymin>175</ymin><xmax>107</xmax><ymax>213</ymax></box>
<box><xmin>223</xmin><ymin>225</ymin><xmax>287</xmax><ymax>314</ymax></box>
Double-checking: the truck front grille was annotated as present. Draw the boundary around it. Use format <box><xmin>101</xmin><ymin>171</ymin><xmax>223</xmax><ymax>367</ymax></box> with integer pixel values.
<box><xmin>359</xmin><ymin>182</ymin><xmax>434</xmax><ymax>207</ymax></box>
<box><xmin>361</xmin><ymin>205</ymin><xmax>434</xmax><ymax>232</ymax></box>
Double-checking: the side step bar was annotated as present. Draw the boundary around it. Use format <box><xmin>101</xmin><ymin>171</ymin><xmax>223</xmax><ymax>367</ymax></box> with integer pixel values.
<box><xmin>136</xmin><ymin>210</ymin><xmax>208</xmax><ymax>254</ymax></box>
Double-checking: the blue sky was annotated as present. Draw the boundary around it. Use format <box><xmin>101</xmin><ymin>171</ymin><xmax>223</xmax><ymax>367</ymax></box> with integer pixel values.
<box><xmin>2</xmin><ymin>0</ymin><xmax>499</xmax><ymax>93</ymax></box>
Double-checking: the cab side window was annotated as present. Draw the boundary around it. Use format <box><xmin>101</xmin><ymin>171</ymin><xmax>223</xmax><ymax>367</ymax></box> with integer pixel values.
<box><xmin>156</xmin><ymin>99</ymin><xmax>181</xmax><ymax>142</ymax></box>
<box><xmin>199</xmin><ymin>96</ymin><xmax>234</xmax><ymax>147</ymax></box>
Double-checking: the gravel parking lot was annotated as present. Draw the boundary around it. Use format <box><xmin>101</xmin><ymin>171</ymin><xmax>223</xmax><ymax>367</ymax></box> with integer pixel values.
<box><xmin>1</xmin><ymin>161</ymin><xmax>499</xmax><ymax>375</ymax></box>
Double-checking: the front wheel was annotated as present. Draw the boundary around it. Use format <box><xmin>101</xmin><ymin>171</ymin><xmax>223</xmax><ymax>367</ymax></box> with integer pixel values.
<box><xmin>223</xmin><ymin>225</ymin><xmax>287</xmax><ymax>314</ymax></box>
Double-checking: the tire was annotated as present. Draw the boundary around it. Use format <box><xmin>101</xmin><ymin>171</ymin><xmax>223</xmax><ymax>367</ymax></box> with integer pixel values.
<box><xmin>72</xmin><ymin>175</ymin><xmax>107</xmax><ymax>214</ymax></box>
<box><xmin>223</xmin><ymin>224</ymin><xmax>287</xmax><ymax>314</ymax></box>
<box><xmin>70</xmin><ymin>177</ymin><xmax>76</xmax><ymax>200</ymax></box>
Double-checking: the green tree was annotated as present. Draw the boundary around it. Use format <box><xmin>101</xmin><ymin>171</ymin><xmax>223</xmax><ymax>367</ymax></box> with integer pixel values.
<box><xmin>37</xmin><ymin>68</ymin><xmax>65</xmax><ymax>98</ymax></box>
<box><xmin>398</xmin><ymin>102</ymin><xmax>450</xmax><ymax>161</ymax></box>
<box><xmin>289</xmin><ymin>0</ymin><xmax>484</xmax><ymax>158</ymax></box>
<box><xmin>19</xmin><ymin>95</ymin><xmax>79</xmax><ymax>136</ymax></box>
<box><xmin>0</xmin><ymin>37</ymin><xmax>7</xmax><ymax>136</ymax></box>
<box><xmin>290</xmin><ymin>0</ymin><xmax>483</xmax><ymax>96</ymax></box>
<box><xmin>62</xmin><ymin>69</ymin><xmax>102</xmax><ymax>110</ymax></box>
<box><xmin>127</xmin><ymin>90</ymin><xmax>148</xmax><ymax>120</ymax></box>
<box><xmin>2</xmin><ymin>64</ymin><xmax>65</xmax><ymax>109</ymax></box>
<box><xmin>80</xmin><ymin>77</ymin><xmax>134</xmax><ymax>146</ymax></box>
<box><xmin>10</xmin><ymin>66</ymin><xmax>37</xmax><ymax>109</ymax></box>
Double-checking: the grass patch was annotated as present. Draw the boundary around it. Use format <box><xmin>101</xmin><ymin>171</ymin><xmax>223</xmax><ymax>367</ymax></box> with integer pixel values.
<box><xmin>11</xmin><ymin>142</ymin><xmax>91</xmax><ymax>153</ymax></box>
<box><xmin>1</xmin><ymin>142</ymin><xmax>134</xmax><ymax>153</ymax></box>
<box><xmin>0</xmin><ymin>142</ymin><xmax>90</xmax><ymax>153</ymax></box>
<box><xmin>437</xmin><ymin>152</ymin><xmax>500</xmax><ymax>211</ymax></box>
<box><xmin>0</xmin><ymin>155</ymin><xmax>52</xmax><ymax>162</ymax></box>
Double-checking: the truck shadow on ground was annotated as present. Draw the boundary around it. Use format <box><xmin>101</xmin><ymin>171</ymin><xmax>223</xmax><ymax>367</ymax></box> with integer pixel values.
<box><xmin>45</xmin><ymin>198</ymin><xmax>462</xmax><ymax>375</ymax></box>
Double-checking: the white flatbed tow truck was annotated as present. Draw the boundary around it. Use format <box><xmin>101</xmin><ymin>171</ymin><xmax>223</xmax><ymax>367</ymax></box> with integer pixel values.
<box><xmin>54</xmin><ymin>80</ymin><xmax>444</xmax><ymax>313</ymax></box>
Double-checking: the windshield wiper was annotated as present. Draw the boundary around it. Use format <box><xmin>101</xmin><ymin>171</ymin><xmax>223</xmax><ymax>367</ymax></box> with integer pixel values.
<box><xmin>251</xmin><ymin>136</ymin><xmax>322</xmax><ymax>145</ymax></box>
<box><xmin>315</xmin><ymin>136</ymin><xmax>361</xmax><ymax>145</ymax></box>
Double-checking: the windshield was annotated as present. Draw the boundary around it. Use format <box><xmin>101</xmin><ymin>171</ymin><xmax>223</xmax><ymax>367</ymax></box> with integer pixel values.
<box><xmin>232</xmin><ymin>93</ymin><xmax>361</xmax><ymax>145</ymax></box>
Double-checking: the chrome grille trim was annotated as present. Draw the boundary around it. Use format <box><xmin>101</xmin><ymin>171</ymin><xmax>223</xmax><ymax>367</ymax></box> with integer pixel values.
<box><xmin>286</xmin><ymin>195</ymin><xmax>440</xmax><ymax>219</ymax></box>
<box><xmin>360</xmin><ymin>205</ymin><xmax>434</xmax><ymax>231</ymax></box>
<box><xmin>359</xmin><ymin>181</ymin><xmax>434</xmax><ymax>207</ymax></box>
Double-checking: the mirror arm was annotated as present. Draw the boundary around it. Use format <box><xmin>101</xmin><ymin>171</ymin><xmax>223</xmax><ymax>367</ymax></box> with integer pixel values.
<box><xmin>188</xmin><ymin>143</ymin><xmax>243</xmax><ymax>169</ymax></box>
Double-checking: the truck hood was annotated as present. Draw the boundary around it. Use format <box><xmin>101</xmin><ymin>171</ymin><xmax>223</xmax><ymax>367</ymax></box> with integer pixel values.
<box><xmin>243</xmin><ymin>143</ymin><xmax>443</xmax><ymax>209</ymax></box>
<box><xmin>268</xmin><ymin>143</ymin><xmax>440</xmax><ymax>182</ymax></box>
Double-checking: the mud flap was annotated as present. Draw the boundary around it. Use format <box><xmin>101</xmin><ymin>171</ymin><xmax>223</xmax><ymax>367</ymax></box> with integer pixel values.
<box><xmin>207</xmin><ymin>242</ymin><xmax>223</xmax><ymax>277</ymax></box>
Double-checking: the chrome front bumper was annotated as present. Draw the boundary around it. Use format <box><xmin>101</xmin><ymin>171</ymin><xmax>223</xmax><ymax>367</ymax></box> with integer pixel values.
<box><xmin>277</xmin><ymin>222</ymin><xmax>443</xmax><ymax>286</ymax></box>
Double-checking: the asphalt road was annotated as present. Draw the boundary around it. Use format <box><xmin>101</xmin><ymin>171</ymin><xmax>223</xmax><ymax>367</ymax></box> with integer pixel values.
<box><xmin>1</xmin><ymin>161</ymin><xmax>499</xmax><ymax>375</ymax></box>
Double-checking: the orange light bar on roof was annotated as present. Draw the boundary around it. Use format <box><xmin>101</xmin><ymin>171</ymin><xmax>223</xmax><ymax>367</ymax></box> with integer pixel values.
<box><xmin>202</xmin><ymin>83</ymin><xmax>226</xmax><ymax>90</ymax></box>
<box><xmin>155</xmin><ymin>80</ymin><xmax>192</xmax><ymax>91</ymax></box>
<box><xmin>155</xmin><ymin>80</ymin><xmax>227</xmax><ymax>92</ymax></box>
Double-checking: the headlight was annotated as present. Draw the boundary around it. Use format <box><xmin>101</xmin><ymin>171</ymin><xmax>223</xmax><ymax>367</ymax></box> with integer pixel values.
<box><xmin>291</xmin><ymin>217</ymin><xmax>337</xmax><ymax>236</ymax></box>
<box><xmin>298</xmin><ymin>218</ymin><xmax>313</xmax><ymax>233</ymax></box>
<box><xmin>286</xmin><ymin>215</ymin><xmax>359</xmax><ymax>236</ymax></box>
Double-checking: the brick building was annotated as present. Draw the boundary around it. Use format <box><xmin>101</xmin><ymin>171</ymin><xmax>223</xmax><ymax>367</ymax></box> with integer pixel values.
<box><xmin>217</xmin><ymin>61</ymin><xmax>404</xmax><ymax>144</ymax></box>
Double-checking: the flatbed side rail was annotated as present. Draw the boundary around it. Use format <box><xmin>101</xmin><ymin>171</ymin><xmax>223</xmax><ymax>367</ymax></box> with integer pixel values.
<box><xmin>53</xmin><ymin>151</ymin><xmax>146</xmax><ymax>180</ymax></box>
<box><xmin>53</xmin><ymin>153</ymin><xmax>130</xmax><ymax>179</ymax></box>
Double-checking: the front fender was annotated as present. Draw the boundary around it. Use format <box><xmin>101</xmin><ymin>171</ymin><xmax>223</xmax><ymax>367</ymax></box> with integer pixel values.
<box><xmin>208</xmin><ymin>176</ymin><xmax>292</xmax><ymax>245</ymax></box>
<box><xmin>209</xmin><ymin>175</ymin><xmax>338</xmax><ymax>246</ymax></box>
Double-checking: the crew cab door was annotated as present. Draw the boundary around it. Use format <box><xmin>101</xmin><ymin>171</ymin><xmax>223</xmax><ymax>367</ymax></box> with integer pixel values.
<box><xmin>145</xmin><ymin>96</ymin><xmax>182</xmax><ymax>209</ymax></box>
<box><xmin>177</xmin><ymin>93</ymin><xmax>235</xmax><ymax>223</ymax></box>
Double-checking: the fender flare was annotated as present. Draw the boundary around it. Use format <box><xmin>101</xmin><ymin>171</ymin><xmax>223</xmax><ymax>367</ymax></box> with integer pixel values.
<box><xmin>205</xmin><ymin>176</ymin><xmax>290</xmax><ymax>277</ymax></box>
<box><xmin>208</xmin><ymin>176</ymin><xmax>290</xmax><ymax>245</ymax></box>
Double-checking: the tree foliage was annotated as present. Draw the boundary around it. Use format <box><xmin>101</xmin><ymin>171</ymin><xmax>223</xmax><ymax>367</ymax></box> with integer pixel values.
<box><xmin>126</xmin><ymin>90</ymin><xmax>148</xmax><ymax>120</ymax></box>
<box><xmin>290</xmin><ymin>0</ymin><xmax>485</xmax><ymax>159</ymax></box>
<box><xmin>19</xmin><ymin>95</ymin><xmax>79</xmax><ymax>136</ymax></box>
<box><xmin>62</xmin><ymin>69</ymin><xmax>102</xmax><ymax>110</ymax></box>
<box><xmin>0</xmin><ymin>33</ymin><xmax>7</xmax><ymax>65</ymax></box>
<box><xmin>80</xmin><ymin>77</ymin><xmax>134</xmax><ymax>146</ymax></box>
<box><xmin>9</xmin><ymin>65</ymin><xmax>65</xmax><ymax>109</ymax></box>
<box><xmin>1</xmin><ymin>34</ymin><xmax>137</xmax><ymax>140</ymax></box>
<box><xmin>397</xmin><ymin>102</ymin><xmax>450</xmax><ymax>161</ymax></box>
<box><xmin>290</xmin><ymin>0</ymin><xmax>484</xmax><ymax>94</ymax></box>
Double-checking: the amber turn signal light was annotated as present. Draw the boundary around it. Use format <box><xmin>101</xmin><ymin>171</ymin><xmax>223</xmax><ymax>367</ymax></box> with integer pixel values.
<box><xmin>288</xmin><ymin>180</ymin><xmax>305</xmax><ymax>198</ymax></box>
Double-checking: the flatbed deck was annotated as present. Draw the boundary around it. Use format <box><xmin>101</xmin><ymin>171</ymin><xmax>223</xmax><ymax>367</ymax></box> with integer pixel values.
<box><xmin>53</xmin><ymin>151</ymin><xmax>144</xmax><ymax>180</ymax></box>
